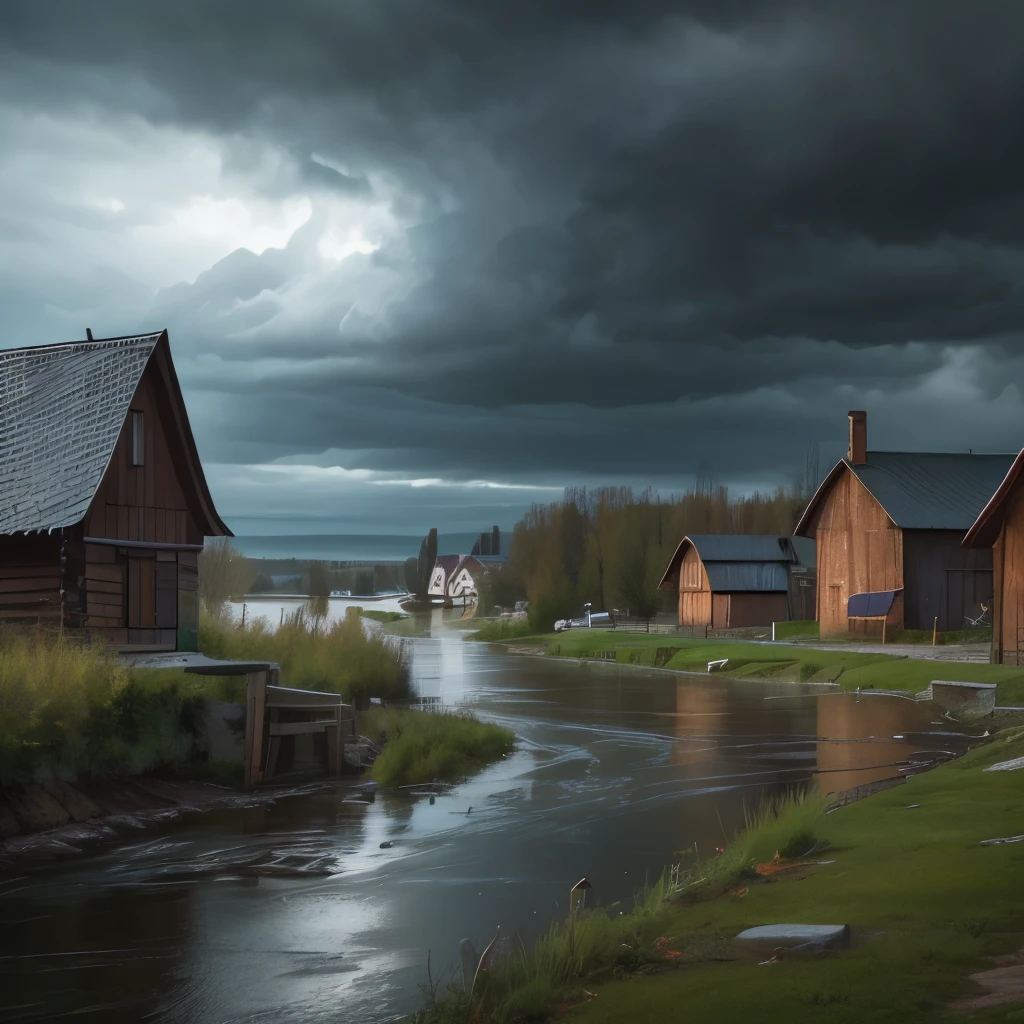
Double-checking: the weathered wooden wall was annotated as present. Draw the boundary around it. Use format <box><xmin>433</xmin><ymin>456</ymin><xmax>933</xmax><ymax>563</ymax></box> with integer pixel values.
<box><xmin>0</xmin><ymin>533</ymin><xmax>62</xmax><ymax>624</ymax></box>
<box><xmin>677</xmin><ymin>545</ymin><xmax>711</xmax><ymax>626</ymax></box>
<box><xmin>805</xmin><ymin>469</ymin><xmax>903</xmax><ymax>636</ymax></box>
<box><xmin>722</xmin><ymin>592</ymin><xmax>789</xmax><ymax>629</ymax></box>
<box><xmin>994</xmin><ymin>487</ymin><xmax>1024</xmax><ymax>664</ymax></box>
<box><xmin>901</xmin><ymin>529</ymin><xmax>993</xmax><ymax>632</ymax></box>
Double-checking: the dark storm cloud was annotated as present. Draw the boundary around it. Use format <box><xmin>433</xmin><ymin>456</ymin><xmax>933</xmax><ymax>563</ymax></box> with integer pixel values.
<box><xmin>6</xmin><ymin>0</ymin><xmax>1024</xmax><ymax>494</ymax></box>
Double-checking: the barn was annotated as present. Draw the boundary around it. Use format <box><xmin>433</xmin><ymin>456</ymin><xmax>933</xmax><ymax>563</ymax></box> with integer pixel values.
<box><xmin>963</xmin><ymin>448</ymin><xmax>1024</xmax><ymax>664</ymax></box>
<box><xmin>795</xmin><ymin>411</ymin><xmax>1014</xmax><ymax>637</ymax></box>
<box><xmin>657</xmin><ymin>534</ymin><xmax>815</xmax><ymax>629</ymax></box>
<box><xmin>0</xmin><ymin>330</ymin><xmax>231</xmax><ymax>650</ymax></box>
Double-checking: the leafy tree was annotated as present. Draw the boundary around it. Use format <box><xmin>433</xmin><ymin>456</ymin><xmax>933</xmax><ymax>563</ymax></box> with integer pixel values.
<box><xmin>308</xmin><ymin>561</ymin><xmax>331</xmax><ymax>599</ymax></box>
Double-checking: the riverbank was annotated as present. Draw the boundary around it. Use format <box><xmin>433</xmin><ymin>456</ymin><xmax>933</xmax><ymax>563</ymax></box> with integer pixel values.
<box><xmin>414</xmin><ymin>724</ymin><xmax>1024</xmax><ymax>1023</ymax></box>
<box><xmin>496</xmin><ymin>630</ymin><xmax>1024</xmax><ymax>704</ymax></box>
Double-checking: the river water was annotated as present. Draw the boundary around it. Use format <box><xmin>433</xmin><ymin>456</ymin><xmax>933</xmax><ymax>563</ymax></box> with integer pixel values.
<box><xmin>0</xmin><ymin>616</ymin><xmax>967</xmax><ymax>1023</ymax></box>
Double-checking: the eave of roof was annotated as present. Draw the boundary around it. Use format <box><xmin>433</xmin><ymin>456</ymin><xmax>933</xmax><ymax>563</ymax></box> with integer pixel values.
<box><xmin>963</xmin><ymin>448</ymin><xmax>1024</xmax><ymax>548</ymax></box>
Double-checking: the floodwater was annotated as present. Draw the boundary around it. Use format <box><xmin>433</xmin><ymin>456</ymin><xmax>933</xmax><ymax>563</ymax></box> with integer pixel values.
<box><xmin>230</xmin><ymin>594</ymin><xmax>409</xmax><ymax>628</ymax></box>
<box><xmin>0</xmin><ymin>617</ymin><xmax>971</xmax><ymax>1024</ymax></box>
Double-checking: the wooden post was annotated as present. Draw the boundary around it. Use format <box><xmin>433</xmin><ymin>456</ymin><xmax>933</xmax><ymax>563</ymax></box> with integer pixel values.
<box><xmin>244</xmin><ymin>669</ymin><xmax>269</xmax><ymax>788</ymax></box>
<box><xmin>932</xmin><ymin>616</ymin><xmax>938</xmax><ymax>647</ymax></box>
<box><xmin>881</xmin><ymin>616</ymin><xmax>886</xmax><ymax>645</ymax></box>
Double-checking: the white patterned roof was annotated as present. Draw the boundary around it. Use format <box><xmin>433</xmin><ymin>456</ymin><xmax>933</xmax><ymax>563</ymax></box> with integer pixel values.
<box><xmin>0</xmin><ymin>333</ymin><xmax>162</xmax><ymax>534</ymax></box>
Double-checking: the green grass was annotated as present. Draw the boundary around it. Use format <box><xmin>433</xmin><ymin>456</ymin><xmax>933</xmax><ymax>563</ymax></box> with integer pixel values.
<box><xmin>0</xmin><ymin>626</ymin><xmax>202</xmax><ymax>783</ymax></box>
<box><xmin>360</xmin><ymin>609</ymin><xmax>409</xmax><ymax>624</ymax></box>
<box><xmin>541</xmin><ymin>630</ymin><xmax>1024</xmax><ymax>703</ymax></box>
<box><xmin>414</xmin><ymin>728</ymin><xmax>1024</xmax><ymax>1023</ymax></box>
<box><xmin>361</xmin><ymin>707</ymin><xmax>515</xmax><ymax>787</ymax></box>
<box><xmin>771</xmin><ymin>619</ymin><xmax>819</xmax><ymax>640</ymax></box>
<box><xmin>200</xmin><ymin>604</ymin><xmax>412</xmax><ymax>705</ymax></box>
<box><xmin>469</xmin><ymin>617</ymin><xmax>538</xmax><ymax>642</ymax></box>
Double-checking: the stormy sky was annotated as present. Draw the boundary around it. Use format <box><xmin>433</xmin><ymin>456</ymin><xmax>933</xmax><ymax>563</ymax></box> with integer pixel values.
<box><xmin>4</xmin><ymin>1</ymin><xmax>1024</xmax><ymax>536</ymax></box>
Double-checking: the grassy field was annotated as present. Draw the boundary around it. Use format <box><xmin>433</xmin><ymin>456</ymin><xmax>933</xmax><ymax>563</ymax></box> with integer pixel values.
<box><xmin>360</xmin><ymin>707</ymin><xmax>515</xmax><ymax>787</ymax></box>
<box><xmin>540</xmin><ymin>630</ymin><xmax>1024</xmax><ymax>703</ymax></box>
<box><xmin>412</xmin><ymin>728</ymin><xmax>1024</xmax><ymax>1023</ymax></box>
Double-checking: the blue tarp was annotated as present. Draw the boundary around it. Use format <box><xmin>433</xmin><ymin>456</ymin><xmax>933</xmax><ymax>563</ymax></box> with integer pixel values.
<box><xmin>847</xmin><ymin>589</ymin><xmax>900</xmax><ymax>617</ymax></box>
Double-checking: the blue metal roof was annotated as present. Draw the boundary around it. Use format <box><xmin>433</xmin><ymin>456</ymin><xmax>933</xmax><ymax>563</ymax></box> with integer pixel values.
<box><xmin>685</xmin><ymin>534</ymin><xmax>792</xmax><ymax>563</ymax></box>
<box><xmin>850</xmin><ymin>452</ymin><xmax>1014</xmax><ymax>530</ymax></box>
<box><xmin>704</xmin><ymin>562</ymin><xmax>790</xmax><ymax>593</ymax></box>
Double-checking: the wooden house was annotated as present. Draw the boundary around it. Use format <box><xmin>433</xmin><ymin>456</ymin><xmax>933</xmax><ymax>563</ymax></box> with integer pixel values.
<box><xmin>657</xmin><ymin>534</ymin><xmax>816</xmax><ymax>629</ymax></box>
<box><xmin>0</xmin><ymin>330</ymin><xmax>231</xmax><ymax>650</ymax></box>
<box><xmin>963</xmin><ymin>448</ymin><xmax>1024</xmax><ymax>664</ymax></box>
<box><xmin>427</xmin><ymin>554</ymin><xmax>487</xmax><ymax>605</ymax></box>
<box><xmin>794</xmin><ymin>411</ymin><xmax>1013</xmax><ymax>637</ymax></box>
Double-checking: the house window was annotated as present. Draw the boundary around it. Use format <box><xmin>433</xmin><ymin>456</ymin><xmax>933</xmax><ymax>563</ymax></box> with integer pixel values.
<box><xmin>132</xmin><ymin>411</ymin><xmax>144</xmax><ymax>466</ymax></box>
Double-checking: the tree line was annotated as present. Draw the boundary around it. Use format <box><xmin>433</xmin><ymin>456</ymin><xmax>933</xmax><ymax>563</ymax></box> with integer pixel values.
<box><xmin>504</xmin><ymin>482</ymin><xmax>810</xmax><ymax>627</ymax></box>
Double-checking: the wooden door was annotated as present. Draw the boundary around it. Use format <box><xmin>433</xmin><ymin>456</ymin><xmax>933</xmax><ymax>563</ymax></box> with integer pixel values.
<box><xmin>127</xmin><ymin>554</ymin><xmax>157</xmax><ymax>643</ymax></box>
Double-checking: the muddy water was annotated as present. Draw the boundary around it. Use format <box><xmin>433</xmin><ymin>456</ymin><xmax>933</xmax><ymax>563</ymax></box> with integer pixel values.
<box><xmin>0</xmin><ymin>619</ymin><xmax>968</xmax><ymax>1024</ymax></box>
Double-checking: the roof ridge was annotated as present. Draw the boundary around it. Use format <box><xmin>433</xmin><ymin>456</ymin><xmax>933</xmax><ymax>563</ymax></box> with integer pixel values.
<box><xmin>867</xmin><ymin>449</ymin><xmax>1017</xmax><ymax>457</ymax></box>
<box><xmin>0</xmin><ymin>331</ymin><xmax>165</xmax><ymax>359</ymax></box>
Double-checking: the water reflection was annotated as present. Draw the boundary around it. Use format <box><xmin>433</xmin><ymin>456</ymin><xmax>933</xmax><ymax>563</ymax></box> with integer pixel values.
<box><xmin>0</xmin><ymin>627</ymin><xmax>967</xmax><ymax>1024</ymax></box>
<box><xmin>813</xmin><ymin>692</ymin><xmax>959</xmax><ymax>796</ymax></box>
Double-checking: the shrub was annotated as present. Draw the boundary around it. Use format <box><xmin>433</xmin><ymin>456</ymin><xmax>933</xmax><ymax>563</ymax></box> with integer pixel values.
<box><xmin>799</xmin><ymin>662</ymin><xmax>823</xmax><ymax>681</ymax></box>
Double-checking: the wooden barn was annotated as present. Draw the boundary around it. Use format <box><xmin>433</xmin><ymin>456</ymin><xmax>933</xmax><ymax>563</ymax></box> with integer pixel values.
<box><xmin>795</xmin><ymin>411</ymin><xmax>1014</xmax><ymax>637</ymax></box>
<box><xmin>963</xmin><ymin>448</ymin><xmax>1024</xmax><ymax>664</ymax></box>
<box><xmin>0</xmin><ymin>330</ymin><xmax>231</xmax><ymax>650</ymax></box>
<box><xmin>657</xmin><ymin>534</ymin><xmax>816</xmax><ymax>629</ymax></box>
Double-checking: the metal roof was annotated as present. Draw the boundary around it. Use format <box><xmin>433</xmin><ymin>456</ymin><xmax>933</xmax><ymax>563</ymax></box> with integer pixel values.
<box><xmin>685</xmin><ymin>534</ymin><xmax>793</xmax><ymax>563</ymax></box>
<box><xmin>704</xmin><ymin>562</ymin><xmax>790</xmax><ymax>593</ymax></box>
<box><xmin>785</xmin><ymin>535</ymin><xmax>817</xmax><ymax>568</ymax></box>
<box><xmin>849</xmin><ymin>452</ymin><xmax>1015</xmax><ymax>530</ymax></box>
<box><xmin>0</xmin><ymin>333</ymin><xmax>161</xmax><ymax>534</ymax></box>
<box><xmin>847</xmin><ymin>589</ymin><xmax>900</xmax><ymax>617</ymax></box>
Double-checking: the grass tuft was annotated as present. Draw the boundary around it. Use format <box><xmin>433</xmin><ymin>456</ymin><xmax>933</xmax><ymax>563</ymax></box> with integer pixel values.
<box><xmin>362</xmin><ymin>707</ymin><xmax>515</xmax><ymax>787</ymax></box>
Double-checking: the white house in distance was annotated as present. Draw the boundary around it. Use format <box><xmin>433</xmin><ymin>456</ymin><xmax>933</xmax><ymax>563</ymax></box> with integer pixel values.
<box><xmin>427</xmin><ymin>554</ymin><xmax>488</xmax><ymax>605</ymax></box>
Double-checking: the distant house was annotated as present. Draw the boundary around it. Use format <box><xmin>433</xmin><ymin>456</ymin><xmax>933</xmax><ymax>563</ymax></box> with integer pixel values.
<box><xmin>0</xmin><ymin>330</ymin><xmax>231</xmax><ymax>651</ymax></box>
<box><xmin>963</xmin><ymin>448</ymin><xmax>1024</xmax><ymax>663</ymax></box>
<box><xmin>794</xmin><ymin>411</ymin><xmax>1013</xmax><ymax>637</ymax></box>
<box><xmin>657</xmin><ymin>534</ymin><xmax>816</xmax><ymax>629</ymax></box>
<box><xmin>427</xmin><ymin>555</ymin><xmax>462</xmax><ymax>598</ymax></box>
<box><xmin>427</xmin><ymin>554</ymin><xmax>488</xmax><ymax>604</ymax></box>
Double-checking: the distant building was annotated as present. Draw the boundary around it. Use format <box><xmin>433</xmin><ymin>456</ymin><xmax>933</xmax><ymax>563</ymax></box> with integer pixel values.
<box><xmin>963</xmin><ymin>448</ymin><xmax>1024</xmax><ymax>663</ymax></box>
<box><xmin>427</xmin><ymin>555</ymin><xmax>462</xmax><ymax>597</ymax></box>
<box><xmin>795</xmin><ymin>411</ymin><xmax>1013</xmax><ymax>636</ymax></box>
<box><xmin>658</xmin><ymin>534</ymin><xmax>816</xmax><ymax>629</ymax></box>
<box><xmin>0</xmin><ymin>330</ymin><xmax>231</xmax><ymax>650</ymax></box>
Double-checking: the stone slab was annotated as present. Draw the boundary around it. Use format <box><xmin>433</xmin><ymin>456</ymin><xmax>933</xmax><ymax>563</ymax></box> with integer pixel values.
<box><xmin>736</xmin><ymin>924</ymin><xmax>851</xmax><ymax>950</ymax></box>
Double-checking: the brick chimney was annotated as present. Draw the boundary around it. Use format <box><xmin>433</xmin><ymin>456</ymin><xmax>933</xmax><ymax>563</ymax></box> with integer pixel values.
<box><xmin>848</xmin><ymin>411</ymin><xmax>867</xmax><ymax>465</ymax></box>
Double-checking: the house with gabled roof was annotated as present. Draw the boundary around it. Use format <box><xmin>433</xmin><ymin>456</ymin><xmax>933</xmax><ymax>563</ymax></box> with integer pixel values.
<box><xmin>0</xmin><ymin>330</ymin><xmax>231</xmax><ymax>650</ymax></box>
<box><xmin>963</xmin><ymin>448</ymin><xmax>1024</xmax><ymax>664</ymax></box>
<box><xmin>657</xmin><ymin>533</ymin><xmax>815</xmax><ymax>629</ymax></box>
<box><xmin>794</xmin><ymin>411</ymin><xmax>1013</xmax><ymax>637</ymax></box>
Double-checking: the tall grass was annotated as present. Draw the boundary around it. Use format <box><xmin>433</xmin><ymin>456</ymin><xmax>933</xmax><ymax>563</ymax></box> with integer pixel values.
<box><xmin>200</xmin><ymin>604</ymin><xmax>412</xmax><ymax>706</ymax></box>
<box><xmin>0</xmin><ymin>626</ymin><xmax>201</xmax><ymax>783</ymax></box>
<box><xmin>362</xmin><ymin>708</ymin><xmax>515</xmax><ymax>786</ymax></box>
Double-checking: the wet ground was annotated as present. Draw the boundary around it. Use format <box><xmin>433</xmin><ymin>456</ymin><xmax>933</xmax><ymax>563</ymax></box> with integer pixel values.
<box><xmin>0</xmin><ymin>616</ymin><xmax>971</xmax><ymax>1024</ymax></box>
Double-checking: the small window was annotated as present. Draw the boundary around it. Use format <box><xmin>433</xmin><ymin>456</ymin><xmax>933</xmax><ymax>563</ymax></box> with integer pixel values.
<box><xmin>132</xmin><ymin>411</ymin><xmax>144</xmax><ymax>466</ymax></box>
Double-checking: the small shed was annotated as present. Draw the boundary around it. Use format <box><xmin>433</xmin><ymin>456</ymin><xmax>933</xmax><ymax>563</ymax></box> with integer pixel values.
<box><xmin>963</xmin><ymin>447</ymin><xmax>1024</xmax><ymax>664</ymax></box>
<box><xmin>0</xmin><ymin>330</ymin><xmax>230</xmax><ymax>651</ymax></box>
<box><xmin>658</xmin><ymin>535</ymin><xmax>813</xmax><ymax>629</ymax></box>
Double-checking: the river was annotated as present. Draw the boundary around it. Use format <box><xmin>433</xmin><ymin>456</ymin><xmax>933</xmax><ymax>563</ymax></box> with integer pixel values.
<box><xmin>0</xmin><ymin>615</ymin><xmax>967</xmax><ymax>1023</ymax></box>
